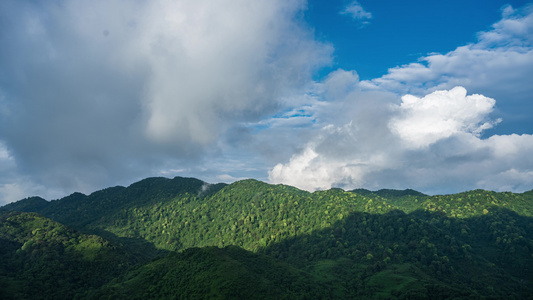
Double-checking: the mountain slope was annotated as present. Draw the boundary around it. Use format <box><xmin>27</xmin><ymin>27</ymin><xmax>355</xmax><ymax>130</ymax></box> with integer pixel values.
<box><xmin>0</xmin><ymin>211</ymin><xmax>135</xmax><ymax>299</ymax></box>
<box><xmin>97</xmin><ymin>245</ymin><xmax>333</xmax><ymax>299</ymax></box>
<box><xmin>2</xmin><ymin>177</ymin><xmax>533</xmax><ymax>298</ymax></box>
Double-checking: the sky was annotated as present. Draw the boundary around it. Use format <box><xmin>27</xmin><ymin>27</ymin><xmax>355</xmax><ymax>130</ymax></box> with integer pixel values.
<box><xmin>1</xmin><ymin>0</ymin><xmax>532</xmax><ymax>205</ymax></box>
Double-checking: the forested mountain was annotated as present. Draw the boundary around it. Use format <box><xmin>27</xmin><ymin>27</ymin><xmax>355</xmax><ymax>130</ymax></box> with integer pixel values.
<box><xmin>2</xmin><ymin>176</ymin><xmax>533</xmax><ymax>299</ymax></box>
<box><xmin>0</xmin><ymin>211</ymin><xmax>134</xmax><ymax>299</ymax></box>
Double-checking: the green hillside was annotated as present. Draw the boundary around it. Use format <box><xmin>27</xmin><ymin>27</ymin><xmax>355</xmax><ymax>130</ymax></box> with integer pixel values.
<box><xmin>97</xmin><ymin>245</ymin><xmax>332</xmax><ymax>299</ymax></box>
<box><xmin>2</xmin><ymin>176</ymin><xmax>533</xmax><ymax>299</ymax></box>
<box><xmin>0</xmin><ymin>211</ymin><xmax>135</xmax><ymax>299</ymax></box>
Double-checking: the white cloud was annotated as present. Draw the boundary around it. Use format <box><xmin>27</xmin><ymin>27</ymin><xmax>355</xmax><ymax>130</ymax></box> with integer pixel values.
<box><xmin>340</xmin><ymin>1</ymin><xmax>372</xmax><ymax>23</ymax></box>
<box><xmin>362</xmin><ymin>4</ymin><xmax>533</xmax><ymax>128</ymax></box>
<box><xmin>389</xmin><ymin>86</ymin><xmax>499</xmax><ymax>148</ymax></box>
<box><xmin>476</xmin><ymin>4</ymin><xmax>533</xmax><ymax>48</ymax></box>
<box><xmin>0</xmin><ymin>0</ymin><xmax>332</xmax><ymax>203</ymax></box>
<box><xmin>477</xmin><ymin>168</ymin><xmax>533</xmax><ymax>192</ymax></box>
<box><xmin>266</xmin><ymin>4</ymin><xmax>532</xmax><ymax>194</ymax></box>
<box><xmin>269</xmin><ymin>132</ymin><xmax>391</xmax><ymax>192</ymax></box>
<box><xmin>269</xmin><ymin>84</ymin><xmax>533</xmax><ymax>194</ymax></box>
<box><xmin>322</xmin><ymin>69</ymin><xmax>360</xmax><ymax>101</ymax></box>
<box><xmin>139</xmin><ymin>0</ymin><xmax>332</xmax><ymax>145</ymax></box>
<box><xmin>486</xmin><ymin>134</ymin><xmax>533</xmax><ymax>159</ymax></box>
<box><xmin>216</xmin><ymin>174</ymin><xmax>248</xmax><ymax>183</ymax></box>
<box><xmin>1</xmin><ymin>0</ymin><xmax>532</xmax><ymax>203</ymax></box>
<box><xmin>364</xmin><ymin>46</ymin><xmax>533</xmax><ymax>102</ymax></box>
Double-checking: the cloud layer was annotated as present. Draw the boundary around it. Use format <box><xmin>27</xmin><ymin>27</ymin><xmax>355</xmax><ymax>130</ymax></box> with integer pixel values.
<box><xmin>0</xmin><ymin>1</ymin><xmax>532</xmax><ymax>204</ymax></box>
<box><xmin>0</xmin><ymin>0</ymin><xmax>331</xmax><ymax>203</ymax></box>
<box><xmin>362</xmin><ymin>4</ymin><xmax>533</xmax><ymax>134</ymax></box>
<box><xmin>269</xmin><ymin>83</ymin><xmax>533</xmax><ymax>194</ymax></box>
<box><xmin>269</xmin><ymin>4</ymin><xmax>533</xmax><ymax>194</ymax></box>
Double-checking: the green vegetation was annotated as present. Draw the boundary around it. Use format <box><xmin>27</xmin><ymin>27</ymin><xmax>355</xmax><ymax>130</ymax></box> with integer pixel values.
<box><xmin>97</xmin><ymin>245</ymin><xmax>331</xmax><ymax>299</ymax></box>
<box><xmin>0</xmin><ymin>211</ymin><xmax>134</xmax><ymax>299</ymax></box>
<box><xmin>2</xmin><ymin>176</ymin><xmax>533</xmax><ymax>298</ymax></box>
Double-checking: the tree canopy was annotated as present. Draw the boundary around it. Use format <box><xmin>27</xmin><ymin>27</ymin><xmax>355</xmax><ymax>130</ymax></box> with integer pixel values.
<box><xmin>1</xmin><ymin>176</ymin><xmax>532</xmax><ymax>299</ymax></box>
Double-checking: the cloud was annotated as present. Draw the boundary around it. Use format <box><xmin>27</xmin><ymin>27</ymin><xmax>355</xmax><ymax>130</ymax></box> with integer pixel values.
<box><xmin>476</xmin><ymin>4</ymin><xmax>533</xmax><ymax>48</ymax></box>
<box><xmin>1</xmin><ymin>1</ymin><xmax>532</xmax><ymax>204</ymax></box>
<box><xmin>362</xmin><ymin>4</ymin><xmax>533</xmax><ymax>135</ymax></box>
<box><xmin>389</xmin><ymin>86</ymin><xmax>499</xmax><ymax>149</ymax></box>
<box><xmin>0</xmin><ymin>0</ymin><xmax>332</xmax><ymax>204</ymax></box>
<box><xmin>0</xmin><ymin>140</ymin><xmax>61</xmax><ymax>202</ymax></box>
<box><xmin>268</xmin><ymin>4</ymin><xmax>532</xmax><ymax>193</ymax></box>
<box><xmin>477</xmin><ymin>168</ymin><xmax>533</xmax><ymax>192</ymax></box>
<box><xmin>269</xmin><ymin>84</ymin><xmax>533</xmax><ymax>194</ymax></box>
<box><xmin>0</xmin><ymin>142</ymin><xmax>24</xmax><ymax>202</ymax></box>
<box><xmin>340</xmin><ymin>1</ymin><xmax>372</xmax><ymax>24</ymax></box>
<box><xmin>139</xmin><ymin>1</ymin><xmax>332</xmax><ymax>145</ymax></box>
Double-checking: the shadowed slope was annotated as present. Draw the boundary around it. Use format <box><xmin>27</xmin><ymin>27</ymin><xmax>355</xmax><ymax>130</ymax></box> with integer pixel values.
<box><xmin>0</xmin><ymin>211</ymin><xmax>135</xmax><ymax>299</ymax></box>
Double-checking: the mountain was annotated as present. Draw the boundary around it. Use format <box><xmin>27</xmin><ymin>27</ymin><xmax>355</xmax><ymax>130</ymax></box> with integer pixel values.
<box><xmin>350</xmin><ymin>188</ymin><xmax>428</xmax><ymax>213</ymax></box>
<box><xmin>2</xmin><ymin>176</ymin><xmax>533</xmax><ymax>299</ymax></box>
<box><xmin>0</xmin><ymin>211</ymin><xmax>135</xmax><ymax>299</ymax></box>
<box><xmin>3</xmin><ymin>196</ymin><xmax>49</xmax><ymax>213</ymax></box>
<box><xmin>351</xmin><ymin>188</ymin><xmax>427</xmax><ymax>198</ymax></box>
<box><xmin>96</xmin><ymin>245</ymin><xmax>332</xmax><ymax>299</ymax></box>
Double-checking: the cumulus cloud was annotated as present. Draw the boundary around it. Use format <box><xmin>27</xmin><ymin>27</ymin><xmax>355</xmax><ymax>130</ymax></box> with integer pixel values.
<box><xmin>389</xmin><ymin>87</ymin><xmax>499</xmax><ymax>149</ymax></box>
<box><xmin>340</xmin><ymin>1</ymin><xmax>372</xmax><ymax>24</ymax></box>
<box><xmin>268</xmin><ymin>4</ymin><xmax>533</xmax><ymax>194</ymax></box>
<box><xmin>190</xmin><ymin>3</ymin><xmax>533</xmax><ymax>195</ymax></box>
<box><xmin>362</xmin><ymin>4</ymin><xmax>533</xmax><ymax>135</ymax></box>
<box><xmin>269</xmin><ymin>123</ymin><xmax>394</xmax><ymax>192</ymax></box>
<box><xmin>0</xmin><ymin>0</ymin><xmax>331</xmax><ymax>204</ymax></box>
<box><xmin>269</xmin><ymin>84</ymin><xmax>533</xmax><ymax>194</ymax></box>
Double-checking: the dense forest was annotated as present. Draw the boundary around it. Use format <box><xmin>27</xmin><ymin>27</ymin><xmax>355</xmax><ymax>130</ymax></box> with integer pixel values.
<box><xmin>1</xmin><ymin>176</ymin><xmax>533</xmax><ymax>299</ymax></box>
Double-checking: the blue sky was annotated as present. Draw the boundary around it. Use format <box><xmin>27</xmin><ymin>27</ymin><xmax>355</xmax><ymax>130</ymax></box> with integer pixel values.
<box><xmin>0</xmin><ymin>0</ymin><xmax>532</xmax><ymax>204</ymax></box>
<box><xmin>309</xmin><ymin>0</ymin><xmax>529</xmax><ymax>80</ymax></box>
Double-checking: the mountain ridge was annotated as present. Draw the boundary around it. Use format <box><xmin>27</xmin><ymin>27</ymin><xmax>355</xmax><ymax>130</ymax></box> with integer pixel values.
<box><xmin>6</xmin><ymin>175</ymin><xmax>530</xmax><ymax>207</ymax></box>
<box><xmin>1</xmin><ymin>176</ymin><xmax>532</xmax><ymax>299</ymax></box>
